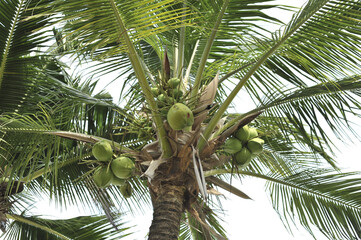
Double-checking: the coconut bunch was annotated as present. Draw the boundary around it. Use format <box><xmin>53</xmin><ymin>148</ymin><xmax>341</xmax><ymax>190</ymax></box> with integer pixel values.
<box><xmin>223</xmin><ymin>125</ymin><xmax>264</xmax><ymax>167</ymax></box>
<box><xmin>151</xmin><ymin>77</ymin><xmax>187</xmax><ymax>117</ymax></box>
<box><xmin>91</xmin><ymin>140</ymin><xmax>135</xmax><ymax>198</ymax></box>
<box><xmin>152</xmin><ymin>77</ymin><xmax>184</xmax><ymax>101</ymax></box>
<box><xmin>149</xmin><ymin>73</ymin><xmax>195</xmax><ymax>132</ymax></box>
<box><xmin>135</xmin><ymin>117</ymin><xmax>154</xmax><ymax>139</ymax></box>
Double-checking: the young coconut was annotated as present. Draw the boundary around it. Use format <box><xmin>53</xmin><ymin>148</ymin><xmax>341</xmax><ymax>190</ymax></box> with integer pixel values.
<box><xmin>111</xmin><ymin>157</ymin><xmax>135</xmax><ymax>179</ymax></box>
<box><xmin>235</xmin><ymin>147</ymin><xmax>252</xmax><ymax>166</ymax></box>
<box><xmin>93</xmin><ymin>167</ymin><xmax>113</xmax><ymax>188</ymax></box>
<box><xmin>157</xmin><ymin>93</ymin><xmax>166</xmax><ymax>102</ymax></box>
<box><xmin>151</xmin><ymin>87</ymin><xmax>159</xmax><ymax>96</ymax></box>
<box><xmin>247</xmin><ymin>138</ymin><xmax>264</xmax><ymax>154</ymax></box>
<box><xmin>167</xmin><ymin>103</ymin><xmax>194</xmax><ymax>130</ymax></box>
<box><xmin>170</xmin><ymin>88</ymin><xmax>183</xmax><ymax>99</ymax></box>
<box><xmin>168</xmin><ymin>77</ymin><xmax>180</xmax><ymax>89</ymax></box>
<box><xmin>248</xmin><ymin>127</ymin><xmax>258</xmax><ymax>139</ymax></box>
<box><xmin>119</xmin><ymin>181</ymin><xmax>133</xmax><ymax>198</ymax></box>
<box><xmin>223</xmin><ymin>137</ymin><xmax>243</xmax><ymax>154</ymax></box>
<box><xmin>92</xmin><ymin>140</ymin><xmax>113</xmax><ymax>161</ymax></box>
<box><xmin>235</xmin><ymin>125</ymin><xmax>251</xmax><ymax>142</ymax></box>
<box><xmin>111</xmin><ymin>176</ymin><xmax>126</xmax><ymax>186</ymax></box>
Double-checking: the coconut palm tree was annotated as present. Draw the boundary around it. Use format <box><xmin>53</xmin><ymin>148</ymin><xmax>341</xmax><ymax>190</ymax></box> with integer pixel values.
<box><xmin>1</xmin><ymin>0</ymin><xmax>361</xmax><ymax>239</ymax></box>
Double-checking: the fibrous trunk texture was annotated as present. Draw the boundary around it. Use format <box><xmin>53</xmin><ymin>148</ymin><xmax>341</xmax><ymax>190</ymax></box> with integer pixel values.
<box><xmin>148</xmin><ymin>183</ymin><xmax>185</xmax><ymax>240</ymax></box>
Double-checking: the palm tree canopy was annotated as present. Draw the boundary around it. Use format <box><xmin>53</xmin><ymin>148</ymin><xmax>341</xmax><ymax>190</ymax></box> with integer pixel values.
<box><xmin>1</xmin><ymin>0</ymin><xmax>361</xmax><ymax>239</ymax></box>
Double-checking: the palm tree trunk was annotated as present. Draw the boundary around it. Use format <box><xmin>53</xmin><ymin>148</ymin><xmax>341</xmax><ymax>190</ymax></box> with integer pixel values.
<box><xmin>148</xmin><ymin>183</ymin><xmax>185</xmax><ymax>240</ymax></box>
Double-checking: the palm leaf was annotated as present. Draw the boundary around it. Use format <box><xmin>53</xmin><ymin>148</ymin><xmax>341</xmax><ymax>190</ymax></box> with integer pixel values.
<box><xmin>47</xmin><ymin>0</ymin><xmax>191</xmax><ymax>60</ymax></box>
<box><xmin>0</xmin><ymin>108</ymin><xmax>153</xmax><ymax>221</ymax></box>
<box><xmin>2</xmin><ymin>214</ymin><xmax>131</xmax><ymax>240</ymax></box>
<box><xmin>0</xmin><ymin>0</ymin><xmax>53</xmax><ymax>113</ymax></box>
<box><xmin>203</xmin><ymin>1</ymin><xmax>361</xmax><ymax>146</ymax></box>
<box><xmin>184</xmin><ymin>201</ymin><xmax>227</xmax><ymax>240</ymax></box>
<box><xmin>253</xmin><ymin>75</ymin><xmax>361</xmax><ymax>165</ymax></box>
<box><xmin>217</xmin><ymin>74</ymin><xmax>361</xmax><ymax>168</ymax></box>
<box><xmin>267</xmin><ymin>170</ymin><xmax>361</xmax><ymax>240</ymax></box>
<box><xmin>204</xmin><ymin>168</ymin><xmax>361</xmax><ymax>240</ymax></box>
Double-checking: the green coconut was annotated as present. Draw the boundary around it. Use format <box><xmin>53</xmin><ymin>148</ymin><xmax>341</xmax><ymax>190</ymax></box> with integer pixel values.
<box><xmin>119</xmin><ymin>182</ymin><xmax>132</xmax><ymax>198</ymax></box>
<box><xmin>111</xmin><ymin>157</ymin><xmax>135</xmax><ymax>179</ymax></box>
<box><xmin>248</xmin><ymin>127</ymin><xmax>258</xmax><ymax>139</ymax></box>
<box><xmin>167</xmin><ymin>103</ymin><xmax>194</xmax><ymax>130</ymax></box>
<box><xmin>247</xmin><ymin>137</ymin><xmax>264</xmax><ymax>154</ymax></box>
<box><xmin>93</xmin><ymin>167</ymin><xmax>113</xmax><ymax>188</ymax></box>
<box><xmin>235</xmin><ymin>147</ymin><xmax>252</xmax><ymax>165</ymax></box>
<box><xmin>157</xmin><ymin>94</ymin><xmax>166</xmax><ymax>102</ymax></box>
<box><xmin>235</xmin><ymin>125</ymin><xmax>251</xmax><ymax>142</ymax></box>
<box><xmin>170</xmin><ymin>89</ymin><xmax>183</xmax><ymax>99</ymax></box>
<box><xmin>168</xmin><ymin>77</ymin><xmax>180</xmax><ymax>89</ymax></box>
<box><xmin>151</xmin><ymin>87</ymin><xmax>159</xmax><ymax>96</ymax></box>
<box><xmin>111</xmin><ymin>176</ymin><xmax>126</xmax><ymax>186</ymax></box>
<box><xmin>183</xmin><ymin>125</ymin><xmax>192</xmax><ymax>132</ymax></box>
<box><xmin>223</xmin><ymin>137</ymin><xmax>243</xmax><ymax>154</ymax></box>
<box><xmin>92</xmin><ymin>141</ymin><xmax>113</xmax><ymax>161</ymax></box>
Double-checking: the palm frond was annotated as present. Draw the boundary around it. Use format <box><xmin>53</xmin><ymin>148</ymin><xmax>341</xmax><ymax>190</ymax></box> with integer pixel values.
<box><xmin>0</xmin><ymin>0</ymin><xmax>54</xmax><ymax>113</ymax></box>
<box><xmin>184</xmin><ymin>201</ymin><xmax>227</xmax><ymax>240</ymax></box>
<box><xmin>252</xmin><ymin>75</ymin><xmax>361</xmax><ymax>163</ymax></box>
<box><xmin>218</xmin><ymin>74</ymin><xmax>361</xmax><ymax>168</ymax></box>
<box><xmin>48</xmin><ymin>0</ymin><xmax>191</xmax><ymax>60</ymax></box>
<box><xmin>210</xmin><ymin>0</ymin><xmax>291</xmax><ymax>60</ymax></box>
<box><xmin>232</xmin><ymin>0</ymin><xmax>361</xmax><ymax>99</ymax></box>
<box><xmin>267</xmin><ymin>170</ymin><xmax>361</xmax><ymax>240</ymax></box>
<box><xmin>2</xmin><ymin>214</ymin><xmax>131</xmax><ymax>240</ymax></box>
<box><xmin>205</xmin><ymin>168</ymin><xmax>361</xmax><ymax>240</ymax></box>
<box><xmin>0</xmin><ymin>118</ymin><xmax>105</xmax><ymax>202</ymax></box>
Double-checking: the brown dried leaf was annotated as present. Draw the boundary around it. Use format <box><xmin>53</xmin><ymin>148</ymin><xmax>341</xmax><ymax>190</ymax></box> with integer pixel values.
<box><xmin>207</xmin><ymin>176</ymin><xmax>252</xmax><ymax>200</ymax></box>
<box><xmin>193</xmin><ymin>73</ymin><xmax>219</xmax><ymax>127</ymax></box>
<box><xmin>207</xmin><ymin>187</ymin><xmax>223</xmax><ymax>196</ymax></box>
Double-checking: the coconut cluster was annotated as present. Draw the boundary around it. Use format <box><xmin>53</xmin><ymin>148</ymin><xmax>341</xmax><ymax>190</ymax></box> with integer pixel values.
<box><xmin>152</xmin><ymin>77</ymin><xmax>184</xmax><ymax>111</ymax></box>
<box><xmin>91</xmin><ymin>140</ymin><xmax>134</xmax><ymax>198</ymax></box>
<box><xmin>136</xmin><ymin>117</ymin><xmax>153</xmax><ymax>139</ymax></box>
<box><xmin>151</xmin><ymin>77</ymin><xmax>194</xmax><ymax>131</ymax></box>
<box><xmin>152</xmin><ymin>77</ymin><xmax>183</xmax><ymax>103</ymax></box>
<box><xmin>223</xmin><ymin>125</ymin><xmax>264</xmax><ymax>167</ymax></box>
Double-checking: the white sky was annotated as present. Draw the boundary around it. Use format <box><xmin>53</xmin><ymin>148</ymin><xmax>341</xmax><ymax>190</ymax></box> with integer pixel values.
<box><xmin>3</xmin><ymin>1</ymin><xmax>361</xmax><ymax>240</ymax></box>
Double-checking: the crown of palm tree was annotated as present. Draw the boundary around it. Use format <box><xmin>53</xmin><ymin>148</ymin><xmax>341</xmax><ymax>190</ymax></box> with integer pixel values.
<box><xmin>1</xmin><ymin>0</ymin><xmax>361</xmax><ymax>239</ymax></box>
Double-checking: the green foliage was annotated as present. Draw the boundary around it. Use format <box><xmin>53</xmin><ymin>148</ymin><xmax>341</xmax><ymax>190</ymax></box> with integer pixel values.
<box><xmin>267</xmin><ymin>170</ymin><xmax>361</xmax><ymax>240</ymax></box>
<box><xmin>2</xmin><ymin>214</ymin><xmax>131</xmax><ymax>240</ymax></box>
<box><xmin>1</xmin><ymin>0</ymin><xmax>361</xmax><ymax>239</ymax></box>
<box><xmin>0</xmin><ymin>0</ymin><xmax>54</xmax><ymax>113</ymax></box>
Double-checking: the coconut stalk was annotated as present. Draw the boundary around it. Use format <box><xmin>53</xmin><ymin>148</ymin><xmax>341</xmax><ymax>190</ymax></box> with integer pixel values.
<box><xmin>108</xmin><ymin>0</ymin><xmax>172</xmax><ymax>157</ymax></box>
<box><xmin>198</xmin><ymin>1</ymin><xmax>328</xmax><ymax>152</ymax></box>
<box><xmin>189</xmin><ymin>0</ymin><xmax>230</xmax><ymax>105</ymax></box>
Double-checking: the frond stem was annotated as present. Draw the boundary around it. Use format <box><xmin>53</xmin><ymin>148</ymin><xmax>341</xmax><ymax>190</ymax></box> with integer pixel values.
<box><xmin>190</xmin><ymin>0</ymin><xmax>229</xmax><ymax>105</ymax></box>
<box><xmin>0</xmin><ymin>0</ymin><xmax>25</xmax><ymax>89</ymax></box>
<box><xmin>20</xmin><ymin>153</ymin><xmax>92</xmax><ymax>183</ymax></box>
<box><xmin>108</xmin><ymin>0</ymin><xmax>172</xmax><ymax>157</ymax></box>
<box><xmin>204</xmin><ymin>169</ymin><xmax>361</xmax><ymax>210</ymax></box>
<box><xmin>218</xmin><ymin>61</ymin><xmax>255</xmax><ymax>84</ymax></box>
<box><xmin>5</xmin><ymin>214</ymin><xmax>71</xmax><ymax>240</ymax></box>
<box><xmin>198</xmin><ymin>1</ymin><xmax>328</xmax><ymax>152</ymax></box>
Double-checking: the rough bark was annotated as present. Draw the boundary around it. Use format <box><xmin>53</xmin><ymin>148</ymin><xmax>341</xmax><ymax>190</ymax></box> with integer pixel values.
<box><xmin>148</xmin><ymin>183</ymin><xmax>185</xmax><ymax>240</ymax></box>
